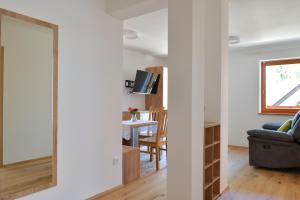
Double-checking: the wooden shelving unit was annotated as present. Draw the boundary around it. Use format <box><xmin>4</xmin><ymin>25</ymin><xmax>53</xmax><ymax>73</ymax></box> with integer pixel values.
<box><xmin>204</xmin><ymin>122</ymin><xmax>221</xmax><ymax>200</ymax></box>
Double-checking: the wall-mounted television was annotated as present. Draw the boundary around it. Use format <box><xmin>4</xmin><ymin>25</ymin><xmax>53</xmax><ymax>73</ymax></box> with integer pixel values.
<box><xmin>132</xmin><ymin>70</ymin><xmax>160</xmax><ymax>94</ymax></box>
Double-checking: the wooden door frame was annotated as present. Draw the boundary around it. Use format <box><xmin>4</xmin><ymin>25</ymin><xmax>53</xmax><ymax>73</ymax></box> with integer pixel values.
<box><xmin>0</xmin><ymin>46</ymin><xmax>3</xmax><ymax>168</ymax></box>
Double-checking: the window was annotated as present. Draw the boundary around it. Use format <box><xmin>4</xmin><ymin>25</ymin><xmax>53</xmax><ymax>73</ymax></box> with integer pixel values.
<box><xmin>261</xmin><ymin>58</ymin><xmax>300</xmax><ymax>115</ymax></box>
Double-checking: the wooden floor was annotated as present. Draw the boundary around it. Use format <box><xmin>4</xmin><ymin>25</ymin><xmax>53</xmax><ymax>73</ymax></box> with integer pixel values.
<box><xmin>0</xmin><ymin>157</ymin><xmax>52</xmax><ymax>200</ymax></box>
<box><xmin>220</xmin><ymin>146</ymin><xmax>300</xmax><ymax>200</ymax></box>
<box><xmin>140</xmin><ymin>147</ymin><xmax>167</xmax><ymax>177</ymax></box>
<box><xmin>95</xmin><ymin>146</ymin><xmax>300</xmax><ymax>200</ymax></box>
<box><xmin>94</xmin><ymin>169</ymin><xmax>167</xmax><ymax>200</ymax></box>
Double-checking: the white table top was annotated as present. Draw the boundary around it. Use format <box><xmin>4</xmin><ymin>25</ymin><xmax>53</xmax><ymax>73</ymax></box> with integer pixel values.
<box><xmin>122</xmin><ymin>120</ymin><xmax>158</xmax><ymax>128</ymax></box>
<box><xmin>122</xmin><ymin>120</ymin><xmax>158</xmax><ymax>141</ymax></box>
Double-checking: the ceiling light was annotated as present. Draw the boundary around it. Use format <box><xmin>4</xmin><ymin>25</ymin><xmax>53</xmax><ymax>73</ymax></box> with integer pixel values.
<box><xmin>124</xmin><ymin>29</ymin><xmax>139</xmax><ymax>40</ymax></box>
<box><xmin>229</xmin><ymin>35</ymin><xmax>240</xmax><ymax>45</ymax></box>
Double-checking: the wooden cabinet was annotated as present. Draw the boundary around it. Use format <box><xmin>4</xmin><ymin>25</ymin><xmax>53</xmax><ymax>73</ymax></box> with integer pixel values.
<box><xmin>122</xmin><ymin>146</ymin><xmax>140</xmax><ymax>185</ymax></box>
<box><xmin>204</xmin><ymin>122</ymin><xmax>221</xmax><ymax>200</ymax></box>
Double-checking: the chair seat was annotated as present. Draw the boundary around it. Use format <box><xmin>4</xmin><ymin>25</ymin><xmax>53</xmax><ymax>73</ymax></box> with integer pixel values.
<box><xmin>139</xmin><ymin>131</ymin><xmax>156</xmax><ymax>138</ymax></box>
<box><xmin>139</xmin><ymin>136</ymin><xmax>167</xmax><ymax>145</ymax></box>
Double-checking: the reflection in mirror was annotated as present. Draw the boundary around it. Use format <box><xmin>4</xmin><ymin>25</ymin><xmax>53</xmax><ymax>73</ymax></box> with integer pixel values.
<box><xmin>0</xmin><ymin>9</ymin><xmax>58</xmax><ymax>200</ymax></box>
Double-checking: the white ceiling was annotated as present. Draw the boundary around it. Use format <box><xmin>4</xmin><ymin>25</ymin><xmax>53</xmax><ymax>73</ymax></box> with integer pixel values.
<box><xmin>230</xmin><ymin>0</ymin><xmax>300</xmax><ymax>46</ymax></box>
<box><xmin>123</xmin><ymin>0</ymin><xmax>300</xmax><ymax>56</ymax></box>
<box><xmin>123</xmin><ymin>8</ymin><xmax>168</xmax><ymax>57</ymax></box>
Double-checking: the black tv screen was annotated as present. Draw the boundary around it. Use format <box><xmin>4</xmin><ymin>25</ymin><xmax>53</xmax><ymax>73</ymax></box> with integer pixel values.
<box><xmin>132</xmin><ymin>70</ymin><xmax>160</xmax><ymax>94</ymax></box>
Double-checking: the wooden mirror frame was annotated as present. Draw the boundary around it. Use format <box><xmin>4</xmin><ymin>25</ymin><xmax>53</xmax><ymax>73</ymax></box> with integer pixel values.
<box><xmin>0</xmin><ymin>8</ymin><xmax>58</xmax><ymax>199</ymax></box>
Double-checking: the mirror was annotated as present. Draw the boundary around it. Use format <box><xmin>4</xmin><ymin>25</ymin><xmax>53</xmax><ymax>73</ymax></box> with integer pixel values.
<box><xmin>0</xmin><ymin>8</ymin><xmax>58</xmax><ymax>199</ymax></box>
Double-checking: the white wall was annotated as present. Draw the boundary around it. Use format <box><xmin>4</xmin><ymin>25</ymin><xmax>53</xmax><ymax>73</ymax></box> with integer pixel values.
<box><xmin>2</xmin><ymin>15</ymin><xmax>53</xmax><ymax>164</ymax></box>
<box><xmin>0</xmin><ymin>1</ymin><xmax>123</xmax><ymax>199</ymax></box>
<box><xmin>107</xmin><ymin>0</ymin><xmax>168</xmax><ymax>20</ymax></box>
<box><xmin>228</xmin><ymin>41</ymin><xmax>300</xmax><ymax>147</ymax></box>
<box><xmin>168</xmin><ymin>0</ymin><xmax>228</xmax><ymax>199</ymax></box>
<box><xmin>220</xmin><ymin>0</ymin><xmax>229</xmax><ymax>192</ymax></box>
<box><xmin>122</xmin><ymin>48</ymin><xmax>167</xmax><ymax>111</ymax></box>
<box><xmin>168</xmin><ymin>0</ymin><xmax>205</xmax><ymax>199</ymax></box>
<box><xmin>203</xmin><ymin>0</ymin><xmax>229</xmax><ymax>192</ymax></box>
<box><xmin>204</xmin><ymin>0</ymin><xmax>221</xmax><ymax>123</ymax></box>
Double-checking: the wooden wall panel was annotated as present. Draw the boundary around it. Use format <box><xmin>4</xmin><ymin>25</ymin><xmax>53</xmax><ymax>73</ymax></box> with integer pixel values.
<box><xmin>145</xmin><ymin>66</ymin><xmax>164</xmax><ymax>110</ymax></box>
<box><xmin>122</xmin><ymin>112</ymin><xmax>131</xmax><ymax>121</ymax></box>
<box><xmin>122</xmin><ymin>112</ymin><xmax>141</xmax><ymax>121</ymax></box>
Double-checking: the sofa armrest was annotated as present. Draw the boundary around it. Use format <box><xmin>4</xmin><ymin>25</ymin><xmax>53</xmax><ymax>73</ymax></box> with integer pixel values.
<box><xmin>262</xmin><ymin>122</ymin><xmax>283</xmax><ymax>130</ymax></box>
<box><xmin>247</xmin><ymin>129</ymin><xmax>294</xmax><ymax>142</ymax></box>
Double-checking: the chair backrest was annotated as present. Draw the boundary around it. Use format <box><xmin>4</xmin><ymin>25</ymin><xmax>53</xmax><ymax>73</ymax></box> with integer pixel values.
<box><xmin>156</xmin><ymin>110</ymin><xmax>168</xmax><ymax>142</ymax></box>
<box><xmin>148</xmin><ymin>107</ymin><xmax>164</xmax><ymax>121</ymax></box>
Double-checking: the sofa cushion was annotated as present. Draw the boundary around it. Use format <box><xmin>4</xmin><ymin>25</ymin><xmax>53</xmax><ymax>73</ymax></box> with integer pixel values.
<box><xmin>247</xmin><ymin>129</ymin><xmax>294</xmax><ymax>142</ymax></box>
<box><xmin>262</xmin><ymin>122</ymin><xmax>283</xmax><ymax>130</ymax></box>
<box><xmin>291</xmin><ymin>117</ymin><xmax>300</xmax><ymax>142</ymax></box>
<box><xmin>292</xmin><ymin>111</ymin><xmax>300</xmax><ymax>128</ymax></box>
<box><xmin>277</xmin><ymin>119</ymin><xmax>292</xmax><ymax>132</ymax></box>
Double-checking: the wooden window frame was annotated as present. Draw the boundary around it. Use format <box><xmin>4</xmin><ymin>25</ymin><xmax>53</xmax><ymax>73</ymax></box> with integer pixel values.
<box><xmin>261</xmin><ymin>58</ymin><xmax>300</xmax><ymax>115</ymax></box>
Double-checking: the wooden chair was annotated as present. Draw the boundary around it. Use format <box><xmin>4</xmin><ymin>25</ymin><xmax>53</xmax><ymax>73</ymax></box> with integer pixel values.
<box><xmin>139</xmin><ymin>107</ymin><xmax>164</xmax><ymax>155</ymax></box>
<box><xmin>139</xmin><ymin>107</ymin><xmax>164</xmax><ymax>138</ymax></box>
<box><xmin>139</xmin><ymin>110</ymin><xmax>168</xmax><ymax>171</ymax></box>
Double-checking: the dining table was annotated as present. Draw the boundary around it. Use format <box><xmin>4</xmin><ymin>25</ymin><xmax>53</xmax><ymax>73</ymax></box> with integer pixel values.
<box><xmin>122</xmin><ymin>120</ymin><xmax>158</xmax><ymax>147</ymax></box>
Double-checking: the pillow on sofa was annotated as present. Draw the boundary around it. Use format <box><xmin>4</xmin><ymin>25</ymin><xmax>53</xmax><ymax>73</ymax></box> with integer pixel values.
<box><xmin>278</xmin><ymin>119</ymin><xmax>292</xmax><ymax>132</ymax></box>
<box><xmin>292</xmin><ymin>111</ymin><xmax>300</xmax><ymax>128</ymax></box>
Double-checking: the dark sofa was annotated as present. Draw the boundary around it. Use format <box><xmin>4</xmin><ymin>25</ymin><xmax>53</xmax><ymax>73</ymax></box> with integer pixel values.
<box><xmin>247</xmin><ymin>112</ymin><xmax>300</xmax><ymax>169</ymax></box>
